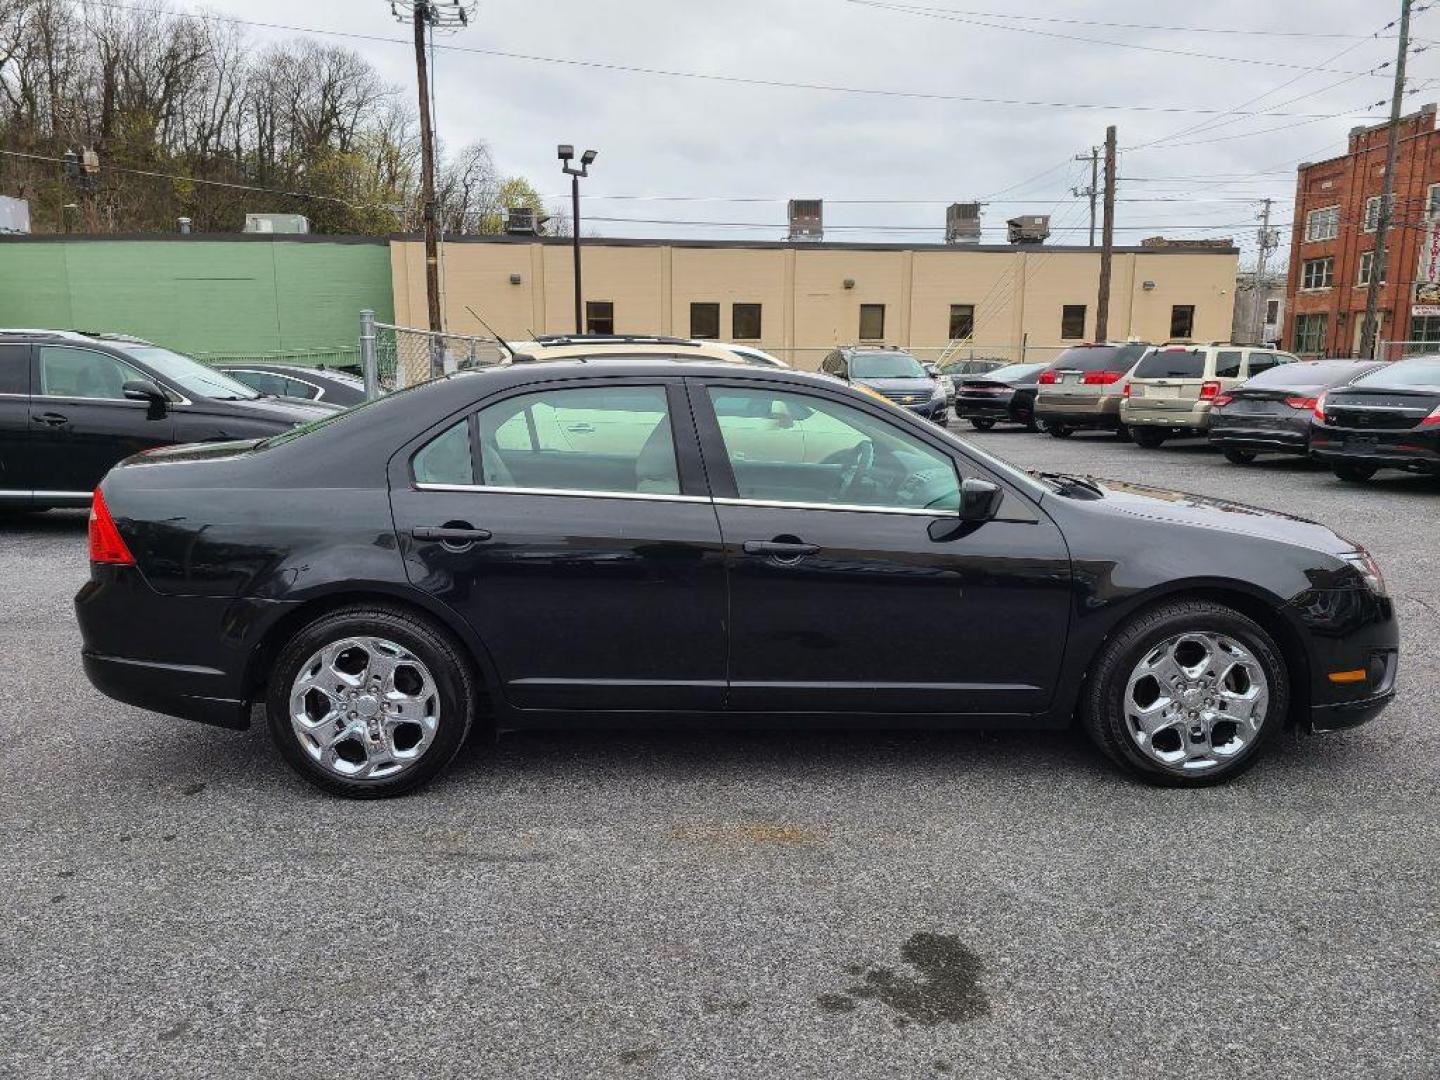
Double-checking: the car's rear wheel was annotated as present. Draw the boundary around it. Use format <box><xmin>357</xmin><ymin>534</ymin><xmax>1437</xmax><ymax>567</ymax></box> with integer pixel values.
<box><xmin>1333</xmin><ymin>464</ymin><xmax>1377</xmax><ymax>483</ymax></box>
<box><xmin>1114</xmin><ymin>424</ymin><xmax>1132</xmax><ymax>443</ymax></box>
<box><xmin>1131</xmin><ymin>427</ymin><xmax>1167</xmax><ymax>449</ymax></box>
<box><xmin>1081</xmin><ymin>600</ymin><xmax>1287</xmax><ymax>787</ymax></box>
<box><xmin>266</xmin><ymin>604</ymin><xmax>476</xmax><ymax>798</ymax></box>
<box><xmin>1223</xmin><ymin>447</ymin><xmax>1257</xmax><ymax>465</ymax></box>
<box><xmin>969</xmin><ymin>418</ymin><xmax>996</xmax><ymax>431</ymax></box>
<box><xmin>1046</xmin><ymin>422</ymin><xmax>1074</xmax><ymax>439</ymax></box>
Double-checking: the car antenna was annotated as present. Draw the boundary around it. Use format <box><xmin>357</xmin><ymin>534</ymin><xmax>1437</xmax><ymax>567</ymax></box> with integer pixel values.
<box><xmin>465</xmin><ymin>306</ymin><xmax>516</xmax><ymax>361</ymax></box>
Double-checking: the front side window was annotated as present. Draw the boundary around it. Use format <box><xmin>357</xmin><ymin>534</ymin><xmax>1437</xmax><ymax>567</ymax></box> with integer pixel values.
<box><xmin>949</xmin><ymin>304</ymin><xmax>975</xmax><ymax>340</ymax></box>
<box><xmin>1301</xmin><ymin>257</ymin><xmax>1334</xmax><ymax>289</ymax></box>
<box><xmin>1060</xmin><ymin>304</ymin><xmax>1086</xmax><ymax>339</ymax></box>
<box><xmin>477</xmin><ymin>385</ymin><xmax>678</xmax><ymax>495</ymax></box>
<box><xmin>1304</xmin><ymin>206</ymin><xmax>1339</xmax><ymax>242</ymax></box>
<box><xmin>690</xmin><ymin>302</ymin><xmax>720</xmax><ymax>339</ymax></box>
<box><xmin>859</xmin><ymin>304</ymin><xmax>886</xmax><ymax>341</ymax></box>
<box><xmin>732</xmin><ymin>303</ymin><xmax>762</xmax><ymax>340</ymax></box>
<box><xmin>706</xmin><ymin>386</ymin><xmax>960</xmax><ymax>512</ymax></box>
<box><xmin>38</xmin><ymin>346</ymin><xmax>138</xmax><ymax>400</ymax></box>
<box><xmin>585</xmin><ymin>301</ymin><xmax>615</xmax><ymax>335</ymax></box>
<box><xmin>1170</xmin><ymin>305</ymin><xmax>1196</xmax><ymax>340</ymax></box>
<box><xmin>1294</xmin><ymin>313</ymin><xmax>1327</xmax><ymax>354</ymax></box>
<box><xmin>412</xmin><ymin>418</ymin><xmax>475</xmax><ymax>485</ymax></box>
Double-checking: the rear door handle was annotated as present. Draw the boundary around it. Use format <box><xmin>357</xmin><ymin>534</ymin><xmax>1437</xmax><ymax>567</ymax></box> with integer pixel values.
<box><xmin>33</xmin><ymin>412</ymin><xmax>69</xmax><ymax>427</ymax></box>
<box><xmin>412</xmin><ymin>526</ymin><xmax>492</xmax><ymax>542</ymax></box>
<box><xmin>743</xmin><ymin>540</ymin><xmax>820</xmax><ymax>558</ymax></box>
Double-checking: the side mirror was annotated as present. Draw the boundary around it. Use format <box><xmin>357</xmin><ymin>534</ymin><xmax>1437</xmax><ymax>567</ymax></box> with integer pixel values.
<box><xmin>123</xmin><ymin>380</ymin><xmax>167</xmax><ymax>416</ymax></box>
<box><xmin>959</xmin><ymin>477</ymin><xmax>1003</xmax><ymax>522</ymax></box>
<box><xmin>924</xmin><ymin>363</ymin><xmax>940</xmax><ymax>377</ymax></box>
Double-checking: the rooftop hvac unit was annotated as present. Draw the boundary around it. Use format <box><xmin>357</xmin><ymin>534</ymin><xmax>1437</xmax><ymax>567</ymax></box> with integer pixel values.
<box><xmin>945</xmin><ymin>202</ymin><xmax>982</xmax><ymax>244</ymax></box>
<box><xmin>244</xmin><ymin>213</ymin><xmax>310</xmax><ymax>234</ymax></box>
<box><xmin>504</xmin><ymin>206</ymin><xmax>539</xmax><ymax>235</ymax></box>
<box><xmin>1006</xmin><ymin>214</ymin><xmax>1050</xmax><ymax>244</ymax></box>
<box><xmin>788</xmin><ymin>199</ymin><xmax>823</xmax><ymax>242</ymax></box>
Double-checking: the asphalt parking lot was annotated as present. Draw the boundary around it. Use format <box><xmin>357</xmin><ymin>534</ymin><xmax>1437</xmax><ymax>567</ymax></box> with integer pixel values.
<box><xmin>2</xmin><ymin>427</ymin><xmax>1437</xmax><ymax>1080</ymax></box>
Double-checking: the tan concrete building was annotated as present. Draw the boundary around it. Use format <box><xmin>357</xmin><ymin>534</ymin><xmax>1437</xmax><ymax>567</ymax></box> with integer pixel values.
<box><xmin>392</xmin><ymin>236</ymin><xmax>1239</xmax><ymax>369</ymax></box>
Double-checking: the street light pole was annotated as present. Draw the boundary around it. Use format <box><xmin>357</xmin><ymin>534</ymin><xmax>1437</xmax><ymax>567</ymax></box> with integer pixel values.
<box><xmin>559</xmin><ymin>145</ymin><xmax>598</xmax><ymax>334</ymax></box>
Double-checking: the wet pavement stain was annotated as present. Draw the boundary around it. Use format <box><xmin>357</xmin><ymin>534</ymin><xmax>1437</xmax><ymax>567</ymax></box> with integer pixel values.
<box><xmin>817</xmin><ymin>932</ymin><xmax>991</xmax><ymax>1025</ymax></box>
<box><xmin>668</xmin><ymin>822</ymin><xmax>823</xmax><ymax>848</ymax></box>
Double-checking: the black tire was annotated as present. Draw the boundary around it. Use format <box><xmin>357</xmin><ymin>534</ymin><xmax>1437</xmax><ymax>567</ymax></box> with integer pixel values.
<box><xmin>1131</xmin><ymin>426</ymin><xmax>1167</xmax><ymax>449</ymax></box>
<box><xmin>1114</xmin><ymin>424</ymin><xmax>1132</xmax><ymax>443</ymax></box>
<box><xmin>1046</xmin><ymin>422</ymin><xmax>1074</xmax><ymax>439</ymax></box>
<box><xmin>266</xmin><ymin>603</ymin><xmax>477</xmax><ymax>798</ymax></box>
<box><xmin>1333</xmin><ymin>464</ymin><xmax>1377</xmax><ymax>483</ymax></box>
<box><xmin>1081</xmin><ymin>600</ymin><xmax>1288</xmax><ymax>787</ymax></box>
<box><xmin>1223</xmin><ymin>447</ymin><xmax>1257</xmax><ymax>465</ymax></box>
<box><xmin>1023</xmin><ymin>419</ymin><xmax>1040</xmax><ymax>433</ymax></box>
<box><xmin>969</xmin><ymin>417</ymin><xmax>996</xmax><ymax>431</ymax></box>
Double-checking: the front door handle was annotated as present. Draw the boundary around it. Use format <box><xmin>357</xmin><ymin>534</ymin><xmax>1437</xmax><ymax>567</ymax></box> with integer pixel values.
<box><xmin>33</xmin><ymin>412</ymin><xmax>69</xmax><ymax>427</ymax></box>
<box><xmin>743</xmin><ymin>540</ymin><xmax>820</xmax><ymax>558</ymax></box>
<box><xmin>566</xmin><ymin>423</ymin><xmax>595</xmax><ymax>434</ymax></box>
<box><xmin>412</xmin><ymin>526</ymin><xmax>493</xmax><ymax>542</ymax></box>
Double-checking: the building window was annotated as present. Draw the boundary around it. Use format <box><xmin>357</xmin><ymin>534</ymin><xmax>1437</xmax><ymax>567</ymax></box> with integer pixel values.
<box><xmin>1300</xmin><ymin>257</ymin><xmax>1334</xmax><ymax>290</ymax></box>
<box><xmin>1293</xmin><ymin>313</ymin><xmax>1327</xmax><ymax>354</ymax></box>
<box><xmin>1265</xmin><ymin>299</ymin><xmax>1280</xmax><ymax>325</ymax></box>
<box><xmin>690</xmin><ymin>302</ymin><xmax>720</xmax><ymax>339</ymax></box>
<box><xmin>586</xmin><ymin>301</ymin><xmax>614</xmax><ymax>335</ymax></box>
<box><xmin>732</xmin><ymin>303</ymin><xmax>762</xmax><ymax>340</ymax></box>
<box><xmin>1429</xmin><ymin>184</ymin><xmax>1440</xmax><ymax>218</ymax></box>
<box><xmin>1357</xmin><ymin>250</ymin><xmax>1387</xmax><ymax>286</ymax></box>
<box><xmin>1304</xmin><ymin>206</ymin><xmax>1339</xmax><ymax>242</ymax></box>
<box><xmin>1060</xmin><ymin>304</ymin><xmax>1086</xmax><ymax>339</ymax></box>
<box><xmin>948</xmin><ymin>304</ymin><xmax>975</xmax><ymax>340</ymax></box>
<box><xmin>1410</xmin><ymin>315</ymin><xmax>1440</xmax><ymax>350</ymax></box>
<box><xmin>859</xmin><ymin>304</ymin><xmax>886</xmax><ymax>340</ymax></box>
<box><xmin>1363</xmin><ymin>195</ymin><xmax>1391</xmax><ymax>233</ymax></box>
<box><xmin>1170</xmin><ymin>305</ymin><xmax>1196</xmax><ymax>340</ymax></box>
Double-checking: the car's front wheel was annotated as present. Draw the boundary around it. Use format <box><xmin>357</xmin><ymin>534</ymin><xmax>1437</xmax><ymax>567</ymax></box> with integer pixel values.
<box><xmin>1223</xmin><ymin>447</ymin><xmax>1257</xmax><ymax>465</ymax></box>
<box><xmin>969</xmin><ymin>417</ymin><xmax>996</xmax><ymax>431</ymax></box>
<box><xmin>1081</xmin><ymin>600</ymin><xmax>1287</xmax><ymax>787</ymax></box>
<box><xmin>1046</xmin><ymin>422</ymin><xmax>1074</xmax><ymax>439</ymax></box>
<box><xmin>266</xmin><ymin>604</ymin><xmax>476</xmax><ymax>798</ymax></box>
<box><xmin>1333</xmin><ymin>464</ymin><xmax>1377</xmax><ymax>483</ymax></box>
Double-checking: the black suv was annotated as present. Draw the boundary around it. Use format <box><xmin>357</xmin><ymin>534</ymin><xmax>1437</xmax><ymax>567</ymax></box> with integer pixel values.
<box><xmin>0</xmin><ymin>330</ymin><xmax>338</xmax><ymax>511</ymax></box>
<box><xmin>820</xmin><ymin>346</ymin><xmax>948</xmax><ymax>422</ymax></box>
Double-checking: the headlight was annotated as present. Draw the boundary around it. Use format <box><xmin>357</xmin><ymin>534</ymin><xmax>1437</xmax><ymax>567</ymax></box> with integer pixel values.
<box><xmin>1339</xmin><ymin>551</ymin><xmax>1386</xmax><ymax>596</ymax></box>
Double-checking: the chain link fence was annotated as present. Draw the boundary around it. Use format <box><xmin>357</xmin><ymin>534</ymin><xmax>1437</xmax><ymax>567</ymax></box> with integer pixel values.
<box><xmin>372</xmin><ymin>321</ymin><xmax>506</xmax><ymax>389</ymax></box>
<box><xmin>194</xmin><ymin>344</ymin><xmax>363</xmax><ymax>372</ymax></box>
<box><xmin>1376</xmin><ymin>340</ymin><xmax>1440</xmax><ymax>362</ymax></box>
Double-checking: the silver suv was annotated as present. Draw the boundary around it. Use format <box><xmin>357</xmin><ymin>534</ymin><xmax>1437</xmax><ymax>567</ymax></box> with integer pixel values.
<box><xmin>1032</xmin><ymin>342</ymin><xmax>1152</xmax><ymax>439</ymax></box>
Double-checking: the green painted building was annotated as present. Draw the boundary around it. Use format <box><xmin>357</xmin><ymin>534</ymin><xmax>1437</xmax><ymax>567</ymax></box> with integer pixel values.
<box><xmin>0</xmin><ymin>234</ymin><xmax>394</xmax><ymax>363</ymax></box>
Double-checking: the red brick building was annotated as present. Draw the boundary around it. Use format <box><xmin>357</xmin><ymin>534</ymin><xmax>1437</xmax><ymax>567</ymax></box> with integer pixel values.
<box><xmin>1285</xmin><ymin>104</ymin><xmax>1440</xmax><ymax>357</ymax></box>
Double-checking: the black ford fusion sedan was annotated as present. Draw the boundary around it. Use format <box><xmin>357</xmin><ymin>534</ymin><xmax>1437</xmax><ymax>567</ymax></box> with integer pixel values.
<box><xmin>1309</xmin><ymin>355</ymin><xmax>1440</xmax><ymax>482</ymax></box>
<box><xmin>76</xmin><ymin>358</ymin><xmax>1398</xmax><ymax>798</ymax></box>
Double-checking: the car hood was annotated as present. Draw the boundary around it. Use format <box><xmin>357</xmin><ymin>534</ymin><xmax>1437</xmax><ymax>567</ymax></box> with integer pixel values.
<box><xmin>1084</xmin><ymin>478</ymin><xmax>1354</xmax><ymax>555</ymax></box>
<box><xmin>854</xmin><ymin>376</ymin><xmax>938</xmax><ymax>393</ymax></box>
<box><xmin>188</xmin><ymin>395</ymin><xmax>338</xmax><ymax>423</ymax></box>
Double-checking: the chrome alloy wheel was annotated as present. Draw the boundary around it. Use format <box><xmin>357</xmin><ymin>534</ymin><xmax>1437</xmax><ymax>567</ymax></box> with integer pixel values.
<box><xmin>1123</xmin><ymin>631</ymin><xmax>1269</xmax><ymax>773</ymax></box>
<box><xmin>288</xmin><ymin>636</ymin><xmax>440</xmax><ymax>781</ymax></box>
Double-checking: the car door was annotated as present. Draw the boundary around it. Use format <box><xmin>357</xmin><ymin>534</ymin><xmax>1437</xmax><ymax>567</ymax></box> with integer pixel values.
<box><xmin>691</xmin><ymin>377</ymin><xmax>1072</xmax><ymax>716</ymax></box>
<box><xmin>29</xmin><ymin>344</ymin><xmax>175</xmax><ymax>495</ymax></box>
<box><xmin>388</xmin><ymin>377</ymin><xmax>729</xmax><ymax>713</ymax></box>
<box><xmin>0</xmin><ymin>342</ymin><xmax>32</xmax><ymax>504</ymax></box>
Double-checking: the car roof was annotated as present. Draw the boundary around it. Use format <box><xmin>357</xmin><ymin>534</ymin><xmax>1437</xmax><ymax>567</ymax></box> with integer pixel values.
<box><xmin>0</xmin><ymin>328</ymin><xmax>155</xmax><ymax>346</ymax></box>
<box><xmin>507</xmin><ymin>337</ymin><xmax>758</xmax><ymax>365</ymax></box>
<box><xmin>448</xmin><ymin>356</ymin><xmax>847</xmax><ymax>389</ymax></box>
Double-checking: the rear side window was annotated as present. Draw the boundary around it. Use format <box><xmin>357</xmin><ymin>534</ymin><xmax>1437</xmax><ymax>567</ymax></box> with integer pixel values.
<box><xmin>1052</xmin><ymin>344</ymin><xmax>1147</xmax><ymax>373</ymax></box>
<box><xmin>1214</xmin><ymin>351</ymin><xmax>1243</xmax><ymax>379</ymax></box>
<box><xmin>412</xmin><ymin>419</ymin><xmax>475</xmax><ymax>486</ymax></box>
<box><xmin>476</xmin><ymin>385</ymin><xmax>679</xmax><ymax>495</ymax></box>
<box><xmin>1133</xmin><ymin>349</ymin><xmax>1206</xmax><ymax>379</ymax></box>
<box><xmin>0</xmin><ymin>343</ymin><xmax>28</xmax><ymax>394</ymax></box>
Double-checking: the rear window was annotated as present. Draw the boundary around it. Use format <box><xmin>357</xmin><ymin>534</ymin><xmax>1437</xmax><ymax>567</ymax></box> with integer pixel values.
<box><xmin>1353</xmin><ymin>358</ymin><xmax>1440</xmax><ymax>389</ymax></box>
<box><xmin>1051</xmin><ymin>343</ymin><xmax>1148</xmax><ymax>373</ymax></box>
<box><xmin>1246</xmin><ymin>361</ymin><xmax>1373</xmax><ymax>388</ymax></box>
<box><xmin>1133</xmin><ymin>348</ymin><xmax>1206</xmax><ymax>379</ymax></box>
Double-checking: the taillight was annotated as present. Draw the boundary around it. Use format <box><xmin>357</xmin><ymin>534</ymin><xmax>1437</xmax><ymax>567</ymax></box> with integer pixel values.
<box><xmin>1211</xmin><ymin>394</ymin><xmax>1233</xmax><ymax>408</ymax></box>
<box><xmin>1122</xmin><ymin>381</ymin><xmax>1131</xmax><ymax>398</ymax></box>
<box><xmin>1199</xmin><ymin>381</ymin><xmax>1222</xmax><ymax>401</ymax></box>
<box><xmin>88</xmin><ymin>488</ymin><xmax>135</xmax><ymax>566</ymax></box>
<box><xmin>1037</xmin><ymin>370</ymin><xmax>1057</xmax><ymax>385</ymax></box>
<box><xmin>1285</xmin><ymin>396</ymin><xmax>1318</xmax><ymax>410</ymax></box>
<box><xmin>1082</xmin><ymin>370</ymin><xmax>1123</xmax><ymax>385</ymax></box>
<box><xmin>1313</xmin><ymin>391</ymin><xmax>1328</xmax><ymax>423</ymax></box>
<box><xmin>1421</xmin><ymin>404</ymin><xmax>1440</xmax><ymax>427</ymax></box>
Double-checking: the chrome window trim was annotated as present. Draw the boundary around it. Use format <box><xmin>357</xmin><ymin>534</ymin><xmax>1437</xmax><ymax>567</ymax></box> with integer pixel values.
<box><xmin>33</xmin><ymin>489</ymin><xmax>93</xmax><ymax>498</ymax></box>
<box><xmin>413</xmin><ymin>483</ymin><xmax>710</xmax><ymax>504</ymax></box>
<box><xmin>714</xmin><ymin>496</ymin><xmax>954</xmax><ymax>518</ymax></box>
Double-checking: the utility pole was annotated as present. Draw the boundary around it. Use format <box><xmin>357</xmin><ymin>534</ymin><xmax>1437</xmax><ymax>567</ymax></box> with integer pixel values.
<box><xmin>1252</xmin><ymin>198</ymin><xmax>1279</xmax><ymax>344</ymax></box>
<box><xmin>1095</xmin><ymin>125</ymin><xmax>1117</xmax><ymax>342</ymax></box>
<box><xmin>1360</xmin><ymin>0</ymin><xmax>1411</xmax><ymax>360</ymax></box>
<box><xmin>391</xmin><ymin>2</ymin><xmax>473</xmax><ymax>340</ymax></box>
<box><xmin>1073</xmin><ymin>147</ymin><xmax>1100</xmax><ymax>246</ymax></box>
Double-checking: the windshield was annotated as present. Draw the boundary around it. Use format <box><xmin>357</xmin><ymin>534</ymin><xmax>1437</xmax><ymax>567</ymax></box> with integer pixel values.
<box><xmin>850</xmin><ymin>352</ymin><xmax>927</xmax><ymax>379</ymax></box>
<box><xmin>1353</xmin><ymin>358</ymin><xmax>1440</xmax><ymax>389</ymax></box>
<box><xmin>124</xmin><ymin>346</ymin><xmax>260</xmax><ymax>400</ymax></box>
<box><xmin>1133</xmin><ymin>348</ymin><xmax>1205</xmax><ymax>379</ymax></box>
<box><xmin>987</xmin><ymin>363</ymin><xmax>1046</xmax><ymax>382</ymax></box>
<box><xmin>1052</xmin><ymin>343</ymin><xmax>1148</xmax><ymax>374</ymax></box>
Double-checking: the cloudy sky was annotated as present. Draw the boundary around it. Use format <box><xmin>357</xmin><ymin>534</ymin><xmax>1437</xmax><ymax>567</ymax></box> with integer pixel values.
<box><xmin>214</xmin><ymin>0</ymin><xmax>1434</xmax><ymax>264</ymax></box>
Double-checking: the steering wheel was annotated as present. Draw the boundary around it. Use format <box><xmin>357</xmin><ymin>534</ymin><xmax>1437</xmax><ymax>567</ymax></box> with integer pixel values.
<box><xmin>837</xmin><ymin>440</ymin><xmax>875</xmax><ymax>498</ymax></box>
